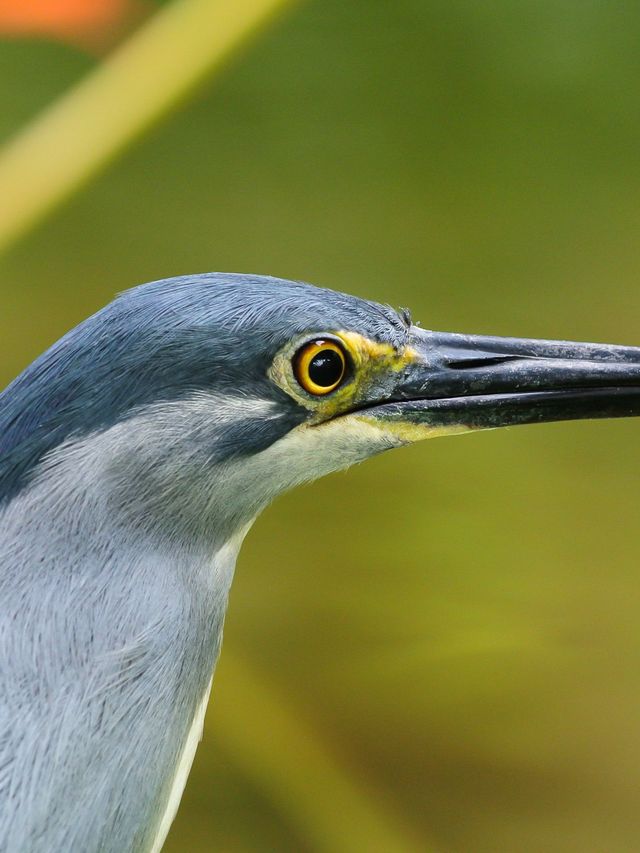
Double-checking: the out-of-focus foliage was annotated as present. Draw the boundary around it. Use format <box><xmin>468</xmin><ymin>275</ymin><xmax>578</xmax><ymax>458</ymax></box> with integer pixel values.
<box><xmin>2</xmin><ymin>2</ymin><xmax>640</xmax><ymax>851</ymax></box>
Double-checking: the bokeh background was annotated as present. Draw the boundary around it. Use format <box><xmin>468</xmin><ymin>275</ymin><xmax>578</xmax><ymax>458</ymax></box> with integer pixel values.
<box><xmin>2</xmin><ymin>1</ymin><xmax>640</xmax><ymax>850</ymax></box>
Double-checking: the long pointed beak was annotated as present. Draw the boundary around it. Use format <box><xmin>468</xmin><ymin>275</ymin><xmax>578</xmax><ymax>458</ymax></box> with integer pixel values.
<box><xmin>367</xmin><ymin>327</ymin><xmax>640</xmax><ymax>431</ymax></box>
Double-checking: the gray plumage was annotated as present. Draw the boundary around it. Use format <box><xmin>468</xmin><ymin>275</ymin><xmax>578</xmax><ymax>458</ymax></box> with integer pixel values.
<box><xmin>3</xmin><ymin>271</ymin><xmax>640</xmax><ymax>852</ymax></box>
<box><xmin>0</xmin><ymin>273</ymin><xmax>407</xmax><ymax>852</ymax></box>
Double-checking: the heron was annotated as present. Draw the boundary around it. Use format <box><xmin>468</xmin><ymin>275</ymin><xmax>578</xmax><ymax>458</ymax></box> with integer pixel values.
<box><xmin>1</xmin><ymin>272</ymin><xmax>640</xmax><ymax>852</ymax></box>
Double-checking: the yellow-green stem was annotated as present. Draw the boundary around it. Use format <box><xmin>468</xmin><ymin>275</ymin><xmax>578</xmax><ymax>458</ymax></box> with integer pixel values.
<box><xmin>0</xmin><ymin>0</ymin><xmax>297</xmax><ymax>255</ymax></box>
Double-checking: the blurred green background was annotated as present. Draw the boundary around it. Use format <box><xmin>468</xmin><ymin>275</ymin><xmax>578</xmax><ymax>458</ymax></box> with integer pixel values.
<box><xmin>2</xmin><ymin>1</ymin><xmax>640</xmax><ymax>850</ymax></box>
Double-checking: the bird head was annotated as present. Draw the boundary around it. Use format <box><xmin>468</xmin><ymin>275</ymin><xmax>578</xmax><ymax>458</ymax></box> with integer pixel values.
<box><xmin>3</xmin><ymin>272</ymin><xmax>640</xmax><ymax>545</ymax></box>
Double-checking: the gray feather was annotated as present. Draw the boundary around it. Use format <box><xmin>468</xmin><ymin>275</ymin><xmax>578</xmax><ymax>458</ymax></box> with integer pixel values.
<box><xmin>0</xmin><ymin>274</ymin><xmax>406</xmax><ymax>851</ymax></box>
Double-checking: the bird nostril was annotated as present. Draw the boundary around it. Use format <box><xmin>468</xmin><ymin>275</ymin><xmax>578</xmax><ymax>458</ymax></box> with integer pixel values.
<box><xmin>446</xmin><ymin>355</ymin><xmax>524</xmax><ymax>370</ymax></box>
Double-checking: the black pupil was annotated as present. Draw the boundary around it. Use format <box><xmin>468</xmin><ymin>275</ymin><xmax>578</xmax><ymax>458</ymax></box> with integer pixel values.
<box><xmin>308</xmin><ymin>349</ymin><xmax>344</xmax><ymax>387</ymax></box>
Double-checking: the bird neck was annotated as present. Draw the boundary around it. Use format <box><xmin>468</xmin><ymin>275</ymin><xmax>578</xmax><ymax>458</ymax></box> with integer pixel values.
<box><xmin>0</xmin><ymin>459</ymin><xmax>247</xmax><ymax>851</ymax></box>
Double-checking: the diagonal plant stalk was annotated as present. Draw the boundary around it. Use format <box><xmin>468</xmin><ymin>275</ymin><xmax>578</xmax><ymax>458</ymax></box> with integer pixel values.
<box><xmin>0</xmin><ymin>0</ymin><xmax>297</xmax><ymax>255</ymax></box>
<box><xmin>209</xmin><ymin>650</ymin><xmax>437</xmax><ymax>853</ymax></box>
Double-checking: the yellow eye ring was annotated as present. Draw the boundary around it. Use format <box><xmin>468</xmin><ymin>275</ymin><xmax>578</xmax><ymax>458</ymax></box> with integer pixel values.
<box><xmin>293</xmin><ymin>339</ymin><xmax>348</xmax><ymax>395</ymax></box>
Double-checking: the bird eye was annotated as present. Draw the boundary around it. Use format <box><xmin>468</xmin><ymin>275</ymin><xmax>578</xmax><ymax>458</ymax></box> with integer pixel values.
<box><xmin>293</xmin><ymin>339</ymin><xmax>348</xmax><ymax>395</ymax></box>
